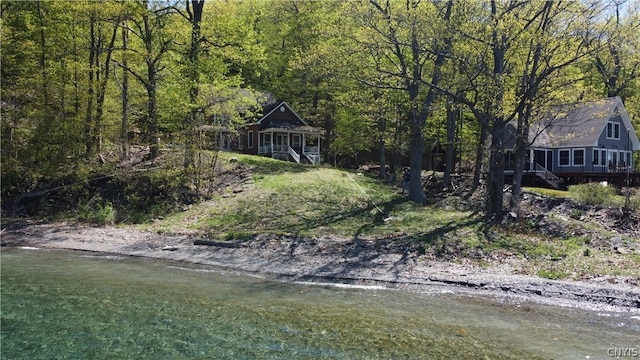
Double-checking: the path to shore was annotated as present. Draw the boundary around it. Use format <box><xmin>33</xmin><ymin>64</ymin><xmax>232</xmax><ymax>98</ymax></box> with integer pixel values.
<box><xmin>2</xmin><ymin>221</ymin><xmax>639</xmax><ymax>313</ymax></box>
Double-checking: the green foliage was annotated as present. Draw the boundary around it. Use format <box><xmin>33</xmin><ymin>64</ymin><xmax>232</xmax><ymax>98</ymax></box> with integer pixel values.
<box><xmin>524</xmin><ymin>187</ymin><xmax>568</xmax><ymax>199</ymax></box>
<box><xmin>568</xmin><ymin>183</ymin><xmax>617</xmax><ymax>206</ymax></box>
<box><xmin>624</xmin><ymin>188</ymin><xmax>640</xmax><ymax>212</ymax></box>
<box><xmin>77</xmin><ymin>198</ymin><xmax>116</xmax><ymax>226</ymax></box>
<box><xmin>2</xmin><ymin>0</ymin><xmax>640</xmax><ymax>214</ymax></box>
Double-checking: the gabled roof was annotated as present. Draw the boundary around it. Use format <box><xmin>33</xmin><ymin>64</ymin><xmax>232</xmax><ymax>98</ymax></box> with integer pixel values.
<box><xmin>252</xmin><ymin>101</ymin><xmax>321</xmax><ymax>134</ymax></box>
<box><xmin>528</xmin><ymin>97</ymin><xmax>639</xmax><ymax>150</ymax></box>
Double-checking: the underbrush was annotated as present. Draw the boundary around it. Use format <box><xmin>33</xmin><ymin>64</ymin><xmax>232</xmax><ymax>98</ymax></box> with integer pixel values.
<box><xmin>568</xmin><ymin>183</ymin><xmax>617</xmax><ymax>206</ymax></box>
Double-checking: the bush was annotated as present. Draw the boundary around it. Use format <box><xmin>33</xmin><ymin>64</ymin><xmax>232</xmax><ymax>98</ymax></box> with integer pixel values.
<box><xmin>77</xmin><ymin>197</ymin><xmax>116</xmax><ymax>225</ymax></box>
<box><xmin>624</xmin><ymin>189</ymin><xmax>640</xmax><ymax>212</ymax></box>
<box><xmin>568</xmin><ymin>183</ymin><xmax>616</xmax><ymax>206</ymax></box>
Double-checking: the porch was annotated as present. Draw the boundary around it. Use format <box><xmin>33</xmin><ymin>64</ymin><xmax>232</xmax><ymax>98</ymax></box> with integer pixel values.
<box><xmin>505</xmin><ymin>148</ymin><xmax>639</xmax><ymax>189</ymax></box>
<box><xmin>257</xmin><ymin>129</ymin><xmax>321</xmax><ymax>165</ymax></box>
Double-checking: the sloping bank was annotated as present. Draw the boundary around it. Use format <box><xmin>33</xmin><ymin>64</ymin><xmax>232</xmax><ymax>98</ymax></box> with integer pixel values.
<box><xmin>2</xmin><ymin>221</ymin><xmax>639</xmax><ymax>313</ymax></box>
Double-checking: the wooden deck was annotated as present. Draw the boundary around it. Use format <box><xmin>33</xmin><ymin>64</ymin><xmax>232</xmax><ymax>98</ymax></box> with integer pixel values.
<box><xmin>512</xmin><ymin>171</ymin><xmax>640</xmax><ymax>189</ymax></box>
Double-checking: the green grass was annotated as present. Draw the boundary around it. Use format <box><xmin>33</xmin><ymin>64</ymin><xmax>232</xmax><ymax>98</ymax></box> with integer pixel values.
<box><xmin>525</xmin><ymin>185</ymin><xmax>630</xmax><ymax>208</ymax></box>
<box><xmin>143</xmin><ymin>153</ymin><xmax>639</xmax><ymax>280</ymax></box>
<box><xmin>523</xmin><ymin>187</ymin><xmax>569</xmax><ymax>198</ymax></box>
<box><xmin>145</xmin><ymin>153</ymin><xmax>477</xmax><ymax>241</ymax></box>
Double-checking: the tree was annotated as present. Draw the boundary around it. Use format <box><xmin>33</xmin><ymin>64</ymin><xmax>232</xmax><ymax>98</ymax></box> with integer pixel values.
<box><xmin>591</xmin><ymin>0</ymin><xmax>640</xmax><ymax>99</ymax></box>
<box><xmin>433</xmin><ymin>1</ymin><xmax>607</xmax><ymax>216</ymax></box>
<box><xmin>116</xmin><ymin>0</ymin><xmax>176</xmax><ymax>159</ymax></box>
<box><xmin>82</xmin><ymin>2</ymin><xmax>122</xmax><ymax>158</ymax></box>
<box><xmin>169</xmin><ymin>0</ymin><xmax>205</xmax><ymax>169</ymax></box>
<box><xmin>350</xmin><ymin>0</ymin><xmax>455</xmax><ymax>203</ymax></box>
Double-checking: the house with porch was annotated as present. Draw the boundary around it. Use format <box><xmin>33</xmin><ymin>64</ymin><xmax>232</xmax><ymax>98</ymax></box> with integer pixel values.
<box><xmin>505</xmin><ymin>97</ymin><xmax>640</xmax><ymax>188</ymax></box>
<box><xmin>240</xmin><ymin>101</ymin><xmax>322</xmax><ymax>164</ymax></box>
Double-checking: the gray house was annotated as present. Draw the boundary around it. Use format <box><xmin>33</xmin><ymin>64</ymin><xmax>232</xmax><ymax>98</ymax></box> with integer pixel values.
<box><xmin>505</xmin><ymin>97</ymin><xmax>640</xmax><ymax>188</ymax></box>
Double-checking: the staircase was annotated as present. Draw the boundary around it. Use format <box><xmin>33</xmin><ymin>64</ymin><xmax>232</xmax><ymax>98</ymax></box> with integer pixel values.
<box><xmin>533</xmin><ymin>163</ymin><xmax>563</xmax><ymax>189</ymax></box>
<box><xmin>288</xmin><ymin>146</ymin><xmax>300</xmax><ymax>163</ymax></box>
<box><xmin>304</xmin><ymin>153</ymin><xmax>320</xmax><ymax>165</ymax></box>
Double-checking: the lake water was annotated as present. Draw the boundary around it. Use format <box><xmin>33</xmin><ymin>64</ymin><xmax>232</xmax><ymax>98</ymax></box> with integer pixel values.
<box><xmin>1</xmin><ymin>248</ymin><xmax>638</xmax><ymax>359</ymax></box>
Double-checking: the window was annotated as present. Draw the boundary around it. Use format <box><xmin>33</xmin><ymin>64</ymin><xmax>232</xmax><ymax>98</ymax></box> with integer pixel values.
<box><xmin>593</xmin><ymin>149</ymin><xmax>599</xmax><ymax>165</ymax></box>
<box><xmin>259</xmin><ymin>133</ymin><xmax>271</xmax><ymax>147</ymax></box>
<box><xmin>607</xmin><ymin>122</ymin><xmax>620</xmax><ymax>139</ymax></box>
<box><xmin>248</xmin><ymin>130</ymin><xmax>254</xmax><ymax>148</ymax></box>
<box><xmin>572</xmin><ymin>149</ymin><xmax>584</xmax><ymax>166</ymax></box>
<box><xmin>608</xmin><ymin>151</ymin><xmax>618</xmax><ymax>169</ymax></box>
<box><xmin>600</xmin><ymin>149</ymin><xmax>607</xmax><ymax>166</ymax></box>
<box><xmin>559</xmin><ymin>149</ymin><xmax>570</xmax><ymax>166</ymax></box>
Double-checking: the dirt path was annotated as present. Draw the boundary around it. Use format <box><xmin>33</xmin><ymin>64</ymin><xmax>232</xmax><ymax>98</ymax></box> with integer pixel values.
<box><xmin>2</xmin><ymin>220</ymin><xmax>639</xmax><ymax>313</ymax></box>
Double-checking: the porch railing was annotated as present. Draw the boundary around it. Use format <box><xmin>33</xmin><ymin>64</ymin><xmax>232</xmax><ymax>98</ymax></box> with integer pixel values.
<box><xmin>304</xmin><ymin>146</ymin><xmax>319</xmax><ymax>155</ymax></box>
<box><xmin>534</xmin><ymin>163</ymin><xmax>562</xmax><ymax>189</ymax></box>
<box><xmin>288</xmin><ymin>146</ymin><xmax>300</xmax><ymax>163</ymax></box>
<box><xmin>258</xmin><ymin>145</ymin><xmax>270</xmax><ymax>154</ymax></box>
<box><xmin>304</xmin><ymin>153</ymin><xmax>320</xmax><ymax>165</ymax></box>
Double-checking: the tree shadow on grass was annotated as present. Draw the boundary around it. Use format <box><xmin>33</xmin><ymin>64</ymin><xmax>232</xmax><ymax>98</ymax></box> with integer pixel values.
<box><xmin>285</xmin><ymin>196</ymin><xmax>411</xmax><ymax>239</ymax></box>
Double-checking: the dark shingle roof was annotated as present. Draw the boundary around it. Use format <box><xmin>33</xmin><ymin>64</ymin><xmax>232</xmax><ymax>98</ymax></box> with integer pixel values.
<box><xmin>531</xmin><ymin>97</ymin><xmax>620</xmax><ymax>148</ymax></box>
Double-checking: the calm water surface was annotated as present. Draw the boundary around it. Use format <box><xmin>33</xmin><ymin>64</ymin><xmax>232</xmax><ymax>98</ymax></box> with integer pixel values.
<box><xmin>1</xmin><ymin>248</ymin><xmax>638</xmax><ymax>359</ymax></box>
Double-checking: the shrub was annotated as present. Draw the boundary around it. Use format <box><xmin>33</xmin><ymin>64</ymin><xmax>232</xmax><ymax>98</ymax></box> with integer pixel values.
<box><xmin>568</xmin><ymin>183</ymin><xmax>616</xmax><ymax>206</ymax></box>
<box><xmin>625</xmin><ymin>189</ymin><xmax>640</xmax><ymax>213</ymax></box>
<box><xmin>78</xmin><ymin>197</ymin><xmax>116</xmax><ymax>225</ymax></box>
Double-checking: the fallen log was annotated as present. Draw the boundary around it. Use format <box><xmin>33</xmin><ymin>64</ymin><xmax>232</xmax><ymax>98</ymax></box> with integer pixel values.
<box><xmin>193</xmin><ymin>239</ymin><xmax>245</xmax><ymax>248</ymax></box>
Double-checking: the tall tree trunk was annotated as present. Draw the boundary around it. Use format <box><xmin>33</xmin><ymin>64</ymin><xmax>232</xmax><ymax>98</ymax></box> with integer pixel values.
<box><xmin>94</xmin><ymin>22</ymin><xmax>119</xmax><ymax>156</ymax></box>
<box><xmin>472</xmin><ymin>122</ymin><xmax>488</xmax><ymax>190</ymax></box>
<box><xmin>85</xmin><ymin>14</ymin><xmax>96</xmax><ymax>158</ymax></box>
<box><xmin>36</xmin><ymin>2</ymin><xmax>49</xmax><ymax>106</ymax></box>
<box><xmin>377</xmin><ymin>116</ymin><xmax>386</xmax><ymax>180</ymax></box>
<box><xmin>511</xmin><ymin>116</ymin><xmax>529</xmax><ymax>212</ymax></box>
<box><xmin>443</xmin><ymin>101</ymin><xmax>457</xmax><ymax>189</ymax></box>
<box><xmin>408</xmin><ymin>103</ymin><xmax>426</xmax><ymax>203</ymax></box>
<box><xmin>485</xmin><ymin>0</ymin><xmax>507</xmax><ymax>217</ymax></box>
<box><xmin>486</xmin><ymin>119</ymin><xmax>506</xmax><ymax>216</ymax></box>
<box><xmin>120</xmin><ymin>20</ymin><xmax>129</xmax><ymax>161</ymax></box>
<box><xmin>146</xmin><ymin>68</ymin><xmax>159</xmax><ymax>159</ymax></box>
<box><xmin>142</xmin><ymin>3</ymin><xmax>159</xmax><ymax>159</ymax></box>
<box><xmin>184</xmin><ymin>0</ymin><xmax>205</xmax><ymax>169</ymax></box>
<box><xmin>510</xmin><ymin>1</ymin><xmax>552</xmax><ymax>212</ymax></box>
<box><xmin>389</xmin><ymin>110</ymin><xmax>402</xmax><ymax>184</ymax></box>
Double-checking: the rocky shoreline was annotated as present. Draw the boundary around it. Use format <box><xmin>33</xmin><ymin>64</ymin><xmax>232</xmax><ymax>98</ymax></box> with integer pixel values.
<box><xmin>2</xmin><ymin>221</ymin><xmax>639</xmax><ymax>313</ymax></box>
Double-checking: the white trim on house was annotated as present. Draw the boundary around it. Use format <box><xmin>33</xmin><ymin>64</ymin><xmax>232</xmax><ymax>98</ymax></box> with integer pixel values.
<box><xmin>559</xmin><ymin>149</ymin><xmax>570</xmax><ymax>167</ymax></box>
<box><xmin>571</xmin><ymin>148</ymin><xmax>585</xmax><ymax>167</ymax></box>
<box><xmin>606</xmin><ymin>121</ymin><xmax>621</xmax><ymax>140</ymax></box>
<box><xmin>255</xmin><ymin>101</ymin><xmax>310</xmax><ymax>127</ymax></box>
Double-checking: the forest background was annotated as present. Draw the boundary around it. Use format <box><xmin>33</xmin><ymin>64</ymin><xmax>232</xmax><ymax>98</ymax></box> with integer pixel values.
<box><xmin>2</xmin><ymin>0</ymin><xmax>640</xmax><ymax>218</ymax></box>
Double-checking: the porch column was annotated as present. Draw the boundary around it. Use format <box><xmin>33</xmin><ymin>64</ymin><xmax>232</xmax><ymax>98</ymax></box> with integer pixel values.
<box><xmin>270</xmin><ymin>131</ymin><xmax>274</xmax><ymax>154</ymax></box>
<box><xmin>530</xmin><ymin>149</ymin><xmax>534</xmax><ymax>170</ymax></box>
<box><xmin>302</xmin><ymin>134</ymin><xmax>306</xmax><ymax>155</ymax></box>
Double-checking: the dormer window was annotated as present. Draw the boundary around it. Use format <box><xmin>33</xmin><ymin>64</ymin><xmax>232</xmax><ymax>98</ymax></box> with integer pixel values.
<box><xmin>607</xmin><ymin>121</ymin><xmax>620</xmax><ymax>139</ymax></box>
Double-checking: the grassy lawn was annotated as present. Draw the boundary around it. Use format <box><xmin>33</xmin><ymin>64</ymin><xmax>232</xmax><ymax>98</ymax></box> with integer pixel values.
<box><xmin>145</xmin><ymin>153</ymin><xmax>639</xmax><ymax>281</ymax></box>
<box><xmin>150</xmin><ymin>153</ymin><xmax>477</xmax><ymax>241</ymax></box>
